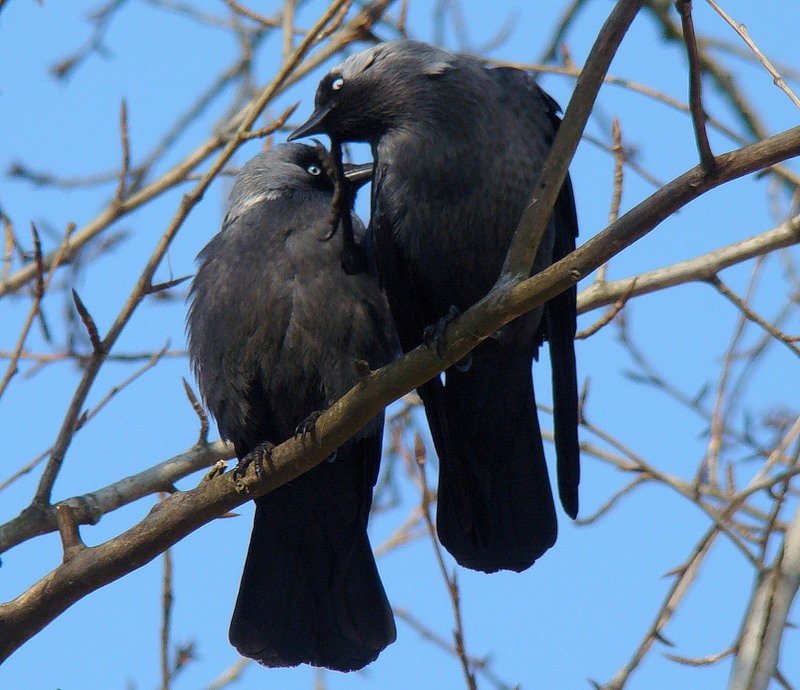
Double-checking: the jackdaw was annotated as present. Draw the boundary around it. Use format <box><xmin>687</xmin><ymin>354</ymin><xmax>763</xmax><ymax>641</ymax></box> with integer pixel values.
<box><xmin>290</xmin><ymin>40</ymin><xmax>580</xmax><ymax>573</ymax></box>
<box><xmin>186</xmin><ymin>142</ymin><xmax>397</xmax><ymax>671</ymax></box>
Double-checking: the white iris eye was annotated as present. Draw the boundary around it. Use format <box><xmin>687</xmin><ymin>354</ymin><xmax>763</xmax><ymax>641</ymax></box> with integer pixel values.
<box><xmin>331</xmin><ymin>76</ymin><xmax>344</xmax><ymax>91</ymax></box>
<box><xmin>306</xmin><ymin>164</ymin><xmax>322</xmax><ymax>176</ymax></box>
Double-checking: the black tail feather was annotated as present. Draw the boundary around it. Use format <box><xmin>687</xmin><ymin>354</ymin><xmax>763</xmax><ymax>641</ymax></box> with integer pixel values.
<box><xmin>421</xmin><ymin>346</ymin><xmax>558</xmax><ymax>573</ymax></box>
<box><xmin>229</xmin><ymin>434</ymin><xmax>396</xmax><ymax>671</ymax></box>
<box><xmin>548</xmin><ymin>174</ymin><xmax>580</xmax><ymax>519</ymax></box>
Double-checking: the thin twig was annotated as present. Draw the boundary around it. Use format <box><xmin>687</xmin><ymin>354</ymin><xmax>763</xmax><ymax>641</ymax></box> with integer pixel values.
<box><xmin>0</xmin><ymin>223</ymin><xmax>75</xmax><ymax>400</ymax></box>
<box><xmin>707</xmin><ymin>275</ymin><xmax>800</xmax><ymax>358</ymax></box>
<box><xmin>575</xmin><ymin>277</ymin><xmax>636</xmax><ymax>339</ymax></box>
<box><xmin>161</xmin><ymin>499</ymin><xmax>174</xmax><ymax>690</ymax></box>
<box><xmin>413</xmin><ymin>435</ymin><xmax>477</xmax><ymax>690</ymax></box>
<box><xmin>676</xmin><ymin>0</ymin><xmax>716</xmax><ymax>171</ymax></box>
<box><xmin>114</xmin><ymin>98</ymin><xmax>131</xmax><ymax>202</ymax></box>
<box><xmin>705</xmin><ymin>0</ymin><xmax>800</xmax><ymax>109</ymax></box>
<box><xmin>596</xmin><ymin>116</ymin><xmax>625</xmax><ymax>283</ymax></box>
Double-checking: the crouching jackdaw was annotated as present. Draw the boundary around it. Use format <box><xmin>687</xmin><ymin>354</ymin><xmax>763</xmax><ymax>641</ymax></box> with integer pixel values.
<box><xmin>187</xmin><ymin>142</ymin><xmax>397</xmax><ymax>671</ymax></box>
<box><xmin>290</xmin><ymin>40</ymin><xmax>580</xmax><ymax>574</ymax></box>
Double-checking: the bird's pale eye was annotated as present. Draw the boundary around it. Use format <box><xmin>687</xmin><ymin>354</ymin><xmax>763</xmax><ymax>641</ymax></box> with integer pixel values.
<box><xmin>331</xmin><ymin>76</ymin><xmax>344</xmax><ymax>91</ymax></box>
<box><xmin>306</xmin><ymin>164</ymin><xmax>322</xmax><ymax>176</ymax></box>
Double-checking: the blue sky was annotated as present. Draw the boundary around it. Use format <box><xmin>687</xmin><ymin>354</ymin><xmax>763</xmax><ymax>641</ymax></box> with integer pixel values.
<box><xmin>1</xmin><ymin>1</ymin><xmax>798</xmax><ymax>688</ymax></box>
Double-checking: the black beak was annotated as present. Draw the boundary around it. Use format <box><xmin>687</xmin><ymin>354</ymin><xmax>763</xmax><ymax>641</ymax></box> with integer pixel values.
<box><xmin>288</xmin><ymin>103</ymin><xmax>333</xmax><ymax>141</ymax></box>
<box><xmin>343</xmin><ymin>163</ymin><xmax>373</xmax><ymax>190</ymax></box>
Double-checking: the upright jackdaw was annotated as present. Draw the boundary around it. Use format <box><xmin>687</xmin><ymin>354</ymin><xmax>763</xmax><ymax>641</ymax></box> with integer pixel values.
<box><xmin>186</xmin><ymin>142</ymin><xmax>397</xmax><ymax>671</ymax></box>
<box><xmin>290</xmin><ymin>40</ymin><xmax>580</xmax><ymax>573</ymax></box>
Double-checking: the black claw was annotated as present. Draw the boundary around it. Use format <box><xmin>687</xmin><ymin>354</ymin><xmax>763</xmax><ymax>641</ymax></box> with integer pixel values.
<box><xmin>423</xmin><ymin>304</ymin><xmax>461</xmax><ymax>359</ymax></box>
<box><xmin>295</xmin><ymin>410</ymin><xmax>324</xmax><ymax>439</ymax></box>
<box><xmin>453</xmin><ymin>352</ymin><xmax>472</xmax><ymax>373</ymax></box>
<box><xmin>233</xmin><ymin>441</ymin><xmax>274</xmax><ymax>481</ymax></box>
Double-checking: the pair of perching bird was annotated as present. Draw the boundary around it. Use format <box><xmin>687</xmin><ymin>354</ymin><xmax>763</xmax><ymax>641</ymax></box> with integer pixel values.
<box><xmin>187</xmin><ymin>40</ymin><xmax>580</xmax><ymax>673</ymax></box>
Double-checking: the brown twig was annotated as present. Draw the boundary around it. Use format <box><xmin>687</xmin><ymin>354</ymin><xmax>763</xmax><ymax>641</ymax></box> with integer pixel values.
<box><xmin>664</xmin><ymin>645</ymin><xmax>735</xmax><ymax>666</ymax></box>
<box><xmin>204</xmin><ymin>658</ymin><xmax>251</xmax><ymax>690</ymax></box>
<box><xmin>394</xmin><ymin>607</ymin><xmax>515</xmax><ymax>690</ymax></box>
<box><xmin>704</xmin><ymin>258</ymin><xmax>764</xmax><ymax>487</ymax></box>
<box><xmin>707</xmin><ymin>274</ymin><xmax>800</xmax><ymax>358</ymax></box>
<box><xmin>413</xmin><ymin>436</ymin><xmax>477</xmax><ymax>690</ymax></box>
<box><xmin>595</xmin><ymin>116</ymin><xmax>625</xmax><ymax>283</ymax></box>
<box><xmin>224</xmin><ymin>0</ymin><xmax>281</xmax><ymax>29</ymax></box>
<box><xmin>70</xmin><ymin>288</ymin><xmax>104</xmax><ymax>354</ymax></box>
<box><xmin>182</xmin><ymin>378</ymin><xmax>210</xmax><ymax>445</ymax></box>
<box><xmin>114</xmin><ymin>98</ymin><xmax>131</xmax><ymax>201</ymax></box>
<box><xmin>576</xmin><ymin>277</ymin><xmax>636</xmax><ymax>339</ymax></box>
<box><xmin>577</xmin><ymin>214</ymin><xmax>800</xmax><ymax>314</ymax></box>
<box><xmin>705</xmin><ymin>0</ymin><xmax>800</xmax><ymax>109</ymax></box>
<box><xmin>55</xmin><ymin>503</ymin><xmax>85</xmax><ymax>561</ymax></box>
<box><xmin>161</xmin><ymin>502</ymin><xmax>174</xmax><ymax>690</ymax></box>
<box><xmin>675</xmin><ymin>0</ymin><xmax>716</xmax><ymax>171</ymax></box>
<box><xmin>601</xmin><ymin>525</ymin><xmax>721</xmax><ymax>689</ymax></box>
<box><xmin>0</xmin><ymin>223</ymin><xmax>75</xmax><ymax>400</ymax></box>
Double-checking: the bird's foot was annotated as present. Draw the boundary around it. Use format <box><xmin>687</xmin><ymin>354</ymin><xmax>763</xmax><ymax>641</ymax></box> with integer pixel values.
<box><xmin>295</xmin><ymin>410</ymin><xmax>324</xmax><ymax>440</ymax></box>
<box><xmin>232</xmin><ymin>441</ymin><xmax>274</xmax><ymax>492</ymax></box>
<box><xmin>423</xmin><ymin>305</ymin><xmax>461</xmax><ymax>359</ymax></box>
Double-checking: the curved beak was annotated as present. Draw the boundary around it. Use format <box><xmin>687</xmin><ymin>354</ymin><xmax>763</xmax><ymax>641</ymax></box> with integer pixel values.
<box><xmin>288</xmin><ymin>103</ymin><xmax>333</xmax><ymax>141</ymax></box>
<box><xmin>343</xmin><ymin>162</ymin><xmax>373</xmax><ymax>190</ymax></box>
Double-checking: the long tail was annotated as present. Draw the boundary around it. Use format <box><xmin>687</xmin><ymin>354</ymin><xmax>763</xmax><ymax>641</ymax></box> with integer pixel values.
<box><xmin>421</xmin><ymin>344</ymin><xmax>557</xmax><ymax>573</ymax></box>
<box><xmin>229</xmin><ymin>431</ymin><xmax>396</xmax><ymax>672</ymax></box>
<box><xmin>548</xmin><ymin>171</ymin><xmax>581</xmax><ymax>519</ymax></box>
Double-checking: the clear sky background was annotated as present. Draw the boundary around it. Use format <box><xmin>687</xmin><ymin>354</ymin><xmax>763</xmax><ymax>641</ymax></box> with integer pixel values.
<box><xmin>1</xmin><ymin>1</ymin><xmax>799</xmax><ymax>688</ymax></box>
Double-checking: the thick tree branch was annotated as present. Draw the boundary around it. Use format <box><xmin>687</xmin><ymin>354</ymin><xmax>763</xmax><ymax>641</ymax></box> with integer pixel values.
<box><xmin>501</xmin><ymin>0</ymin><xmax>646</xmax><ymax>280</ymax></box>
<box><xmin>2</xmin><ymin>120</ymin><xmax>799</xmax><ymax>662</ymax></box>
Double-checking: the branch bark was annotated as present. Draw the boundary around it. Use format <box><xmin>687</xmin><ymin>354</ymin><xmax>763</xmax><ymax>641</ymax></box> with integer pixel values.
<box><xmin>501</xmin><ymin>0</ymin><xmax>646</xmax><ymax>280</ymax></box>
<box><xmin>577</xmin><ymin>214</ymin><xmax>800</xmax><ymax>313</ymax></box>
<box><xmin>2</xmin><ymin>120</ymin><xmax>799</xmax><ymax>662</ymax></box>
<box><xmin>729</xmin><ymin>505</ymin><xmax>800</xmax><ymax>690</ymax></box>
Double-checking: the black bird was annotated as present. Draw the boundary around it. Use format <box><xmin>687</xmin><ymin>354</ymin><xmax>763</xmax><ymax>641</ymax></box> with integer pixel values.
<box><xmin>290</xmin><ymin>40</ymin><xmax>580</xmax><ymax>574</ymax></box>
<box><xmin>186</xmin><ymin>143</ymin><xmax>397</xmax><ymax>671</ymax></box>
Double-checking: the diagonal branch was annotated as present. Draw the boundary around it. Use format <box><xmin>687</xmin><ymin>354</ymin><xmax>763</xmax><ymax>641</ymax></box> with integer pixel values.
<box><xmin>729</xmin><ymin>504</ymin><xmax>800</xmax><ymax>690</ymax></box>
<box><xmin>501</xmin><ymin>0</ymin><xmax>646</xmax><ymax>280</ymax></box>
<box><xmin>1</xmin><ymin>119</ymin><xmax>799</xmax><ymax>661</ymax></box>
<box><xmin>31</xmin><ymin>1</ymin><xmax>351</xmax><ymax>508</ymax></box>
<box><xmin>676</xmin><ymin>0</ymin><xmax>716</xmax><ymax>171</ymax></box>
<box><xmin>577</xmin><ymin>213</ymin><xmax>800</xmax><ymax>313</ymax></box>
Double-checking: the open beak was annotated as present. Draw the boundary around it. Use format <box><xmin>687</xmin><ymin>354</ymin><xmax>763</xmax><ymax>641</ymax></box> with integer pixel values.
<box><xmin>343</xmin><ymin>162</ymin><xmax>373</xmax><ymax>190</ymax></box>
<box><xmin>288</xmin><ymin>103</ymin><xmax>333</xmax><ymax>141</ymax></box>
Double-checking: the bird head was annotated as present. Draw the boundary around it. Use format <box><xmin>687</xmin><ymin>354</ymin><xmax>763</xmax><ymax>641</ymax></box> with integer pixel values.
<box><xmin>224</xmin><ymin>143</ymin><xmax>371</xmax><ymax>225</ymax></box>
<box><xmin>289</xmin><ymin>40</ymin><xmax>456</xmax><ymax>144</ymax></box>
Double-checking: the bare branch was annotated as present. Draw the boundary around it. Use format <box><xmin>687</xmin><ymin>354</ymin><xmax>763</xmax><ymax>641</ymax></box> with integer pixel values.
<box><xmin>730</xmin><ymin>504</ymin><xmax>800</xmax><ymax>690</ymax></box>
<box><xmin>0</xmin><ymin>222</ymin><xmax>75</xmax><ymax>400</ymax></box>
<box><xmin>0</xmin><ymin>441</ymin><xmax>232</xmax><ymax>555</ymax></box>
<box><xmin>676</xmin><ymin>0</ymin><xmax>716</xmax><ymax>171</ymax></box>
<box><xmin>413</xmin><ymin>436</ymin><xmax>477</xmax><ymax>690</ymax></box>
<box><xmin>578</xmin><ymin>214</ymin><xmax>800</xmax><ymax>314</ymax></box>
<box><xmin>501</xmin><ymin>0</ymin><xmax>646</xmax><ymax>279</ymax></box>
<box><xmin>182</xmin><ymin>378</ymin><xmax>210</xmax><ymax>446</ymax></box>
<box><xmin>161</xmin><ymin>519</ymin><xmax>174</xmax><ymax>690</ymax></box>
<box><xmin>114</xmin><ymin>98</ymin><xmax>131</xmax><ymax>202</ymax></box>
<box><xmin>705</xmin><ymin>0</ymin><xmax>800</xmax><ymax>109</ymax></box>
